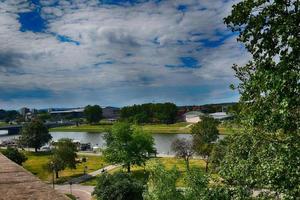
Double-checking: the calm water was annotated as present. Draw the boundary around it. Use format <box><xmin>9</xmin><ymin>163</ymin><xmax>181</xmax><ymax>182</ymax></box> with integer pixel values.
<box><xmin>0</xmin><ymin>131</ymin><xmax>192</xmax><ymax>155</ymax></box>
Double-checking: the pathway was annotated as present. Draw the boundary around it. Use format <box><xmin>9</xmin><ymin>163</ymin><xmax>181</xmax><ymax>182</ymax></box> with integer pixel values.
<box><xmin>67</xmin><ymin>164</ymin><xmax>119</xmax><ymax>184</ymax></box>
<box><xmin>55</xmin><ymin>184</ymin><xmax>94</xmax><ymax>200</ymax></box>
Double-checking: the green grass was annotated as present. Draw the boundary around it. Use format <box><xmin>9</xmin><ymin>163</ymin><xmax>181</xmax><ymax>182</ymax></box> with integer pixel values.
<box><xmin>141</xmin><ymin>122</ymin><xmax>191</xmax><ymax>134</ymax></box>
<box><xmin>0</xmin><ymin>122</ymin><xmax>8</xmax><ymax>127</ymax></box>
<box><xmin>82</xmin><ymin>157</ymin><xmax>206</xmax><ymax>187</ymax></box>
<box><xmin>50</xmin><ymin>124</ymin><xmax>112</xmax><ymax>133</ymax></box>
<box><xmin>50</xmin><ymin>122</ymin><xmax>236</xmax><ymax>135</ymax></box>
<box><xmin>22</xmin><ymin>151</ymin><xmax>107</xmax><ymax>183</ymax></box>
<box><xmin>65</xmin><ymin>193</ymin><xmax>76</xmax><ymax>200</ymax></box>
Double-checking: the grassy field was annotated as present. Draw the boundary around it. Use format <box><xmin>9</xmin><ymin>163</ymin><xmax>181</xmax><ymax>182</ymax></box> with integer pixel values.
<box><xmin>0</xmin><ymin>122</ymin><xmax>8</xmax><ymax>127</ymax></box>
<box><xmin>22</xmin><ymin>151</ymin><xmax>107</xmax><ymax>183</ymax></box>
<box><xmin>50</xmin><ymin>122</ymin><xmax>235</xmax><ymax>135</ymax></box>
<box><xmin>82</xmin><ymin>157</ymin><xmax>206</xmax><ymax>187</ymax></box>
<box><xmin>50</xmin><ymin>124</ymin><xmax>112</xmax><ymax>133</ymax></box>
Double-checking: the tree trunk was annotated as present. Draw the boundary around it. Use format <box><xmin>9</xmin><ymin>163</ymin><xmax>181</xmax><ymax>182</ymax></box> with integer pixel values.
<box><xmin>205</xmin><ymin>161</ymin><xmax>208</xmax><ymax>172</ymax></box>
<box><xmin>35</xmin><ymin>147</ymin><xmax>37</xmax><ymax>152</ymax></box>
<box><xmin>205</xmin><ymin>156</ymin><xmax>209</xmax><ymax>173</ymax></box>
<box><xmin>185</xmin><ymin>157</ymin><xmax>190</xmax><ymax>171</ymax></box>
<box><xmin>56</xmin><ymin>170</ymin><xmax>59</xmax><ymax>179</ymax></box>
<box><xmin>127</xmin><ymin>164</ymin><xmax>131</xmax><ymax>173</ymax></box>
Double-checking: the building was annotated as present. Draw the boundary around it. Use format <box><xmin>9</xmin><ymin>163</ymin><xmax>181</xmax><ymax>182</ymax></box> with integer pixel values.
<box><xmin>209</xmin><ymin>112</ymin><xmax>233</xmax><ymax>121</ymax></box>
<box><xmin>184</xmin><ymin>111</ymin><xmax>206</xmax><ymax>123</ymax></box>
<box><xmin>19</xmin><ymin>107</ymin><xmax>30</xmax><ymax>117</ymax></box>
<box><xmin>49</xmin><ymin>108</ymin><xmax>84</xmax><ymax>119</ymax></box>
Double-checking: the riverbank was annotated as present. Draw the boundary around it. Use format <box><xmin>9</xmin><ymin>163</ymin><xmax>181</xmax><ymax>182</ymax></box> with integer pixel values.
<box><xmin>50</xmin><ymin>122</ymin><xmax>236</xmax><ymax>135</ymax></box>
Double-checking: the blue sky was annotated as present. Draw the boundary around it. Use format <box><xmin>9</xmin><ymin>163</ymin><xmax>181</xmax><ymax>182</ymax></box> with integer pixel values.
<box><xmin>0</xmin><ymin>0</ymin><xmax>249</xmax><ymax>109</ymax></box>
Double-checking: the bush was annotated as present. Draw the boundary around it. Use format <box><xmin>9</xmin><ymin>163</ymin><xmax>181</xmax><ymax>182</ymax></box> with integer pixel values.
<box><xmin>3</xmin><ymin>147</ymin><xmax>27</xmax><ymax>165</ymax></box>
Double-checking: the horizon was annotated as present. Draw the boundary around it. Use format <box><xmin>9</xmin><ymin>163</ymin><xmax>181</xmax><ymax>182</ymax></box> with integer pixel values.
<box><xmin>1</xmin><ymin>101</ymin><xmax>237</xmax><ymax>111</ymax></box>
<box><xmin>0</xmin><ymin>0</ymin><xmax>248</xmax><ymax>109</ymax></box>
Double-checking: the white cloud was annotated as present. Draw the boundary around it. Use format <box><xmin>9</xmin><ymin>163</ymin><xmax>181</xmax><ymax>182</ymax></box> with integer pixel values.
<box><xmin>0</xmin><ymin>0</ymin><xmax>248</xmax><ymax>108</ymax></box>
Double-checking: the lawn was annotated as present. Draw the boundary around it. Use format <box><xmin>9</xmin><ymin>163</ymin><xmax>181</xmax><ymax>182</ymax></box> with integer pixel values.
<box><xmin>22</xmin><ymin>151</ymin><xmax>107</xmax><ymax>183</ymax></box>
<box><xmin>50</xmin><ymin>122</ymin><xmax>190</xmax><ymax>134</ymax></box>
<box><xmin>50</xmin><ymin>122</ymin><xmax>236</xmax><ymax>135</ymax></box>
<box><xmin>50</xmin><ymin>124</ymin><xmax>112</xmax><ymax>133</ymax></box>
<box><xmin>0</xmin><ymin>121</ymin><xmax>8</xmax><ymax>127</ymax></box>
<box><xmin>82</xmin><ymin>157</ymin><xmax>206</xmax><ymax>187</ymax></box>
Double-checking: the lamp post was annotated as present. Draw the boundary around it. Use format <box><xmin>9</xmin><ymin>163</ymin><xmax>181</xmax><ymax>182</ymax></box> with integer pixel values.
<box><xmin>50</xmin><ymin>161</ymin><xmax>55</xmax><ymax>189</ymax></box>
<box><xmin>69</xmin><ymin>181</ymin><xmax>73</xmax><ymax>195</ymax></box>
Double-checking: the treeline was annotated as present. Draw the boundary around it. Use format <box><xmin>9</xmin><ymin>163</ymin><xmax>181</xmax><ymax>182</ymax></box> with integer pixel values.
<box><xmin>0</xmin><ymin>109</ymin><xmax>21</xmax><ymax>122</ymax></box>
<box><xmin>120</xmin><ymin>103</ymin><xmax>177</xmax><ymax>124</ymax></box>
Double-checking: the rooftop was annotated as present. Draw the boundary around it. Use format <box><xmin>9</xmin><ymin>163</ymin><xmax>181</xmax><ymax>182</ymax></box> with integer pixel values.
<box><xmin>0</xmin><ymin>153</ymin><xmax>68</xmax><ymax>200</ymax></box>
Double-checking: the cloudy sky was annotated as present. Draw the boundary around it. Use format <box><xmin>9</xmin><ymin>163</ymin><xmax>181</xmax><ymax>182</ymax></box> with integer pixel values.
<box><xmin>0</xmin><ymin>0</ymin><xmax>250</xmax><ymax>109</ymax></box>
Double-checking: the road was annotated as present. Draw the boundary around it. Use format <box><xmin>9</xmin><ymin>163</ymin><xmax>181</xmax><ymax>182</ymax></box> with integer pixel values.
<box><xmin>55</xmin><ymin>184</ymin><xmax>94</xmax><ymax>200</ymax></box>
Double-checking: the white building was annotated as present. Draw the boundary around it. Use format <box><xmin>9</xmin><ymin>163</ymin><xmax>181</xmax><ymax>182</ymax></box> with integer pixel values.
<box><xmin>184</xmin><ymin>111</ymin><xmax>205</xmax><ymax>123</ymax></box>
<box><xmin>209</xmin><ymin>112</ymin><xmax>232</xmax><ymax>120</ymax></box>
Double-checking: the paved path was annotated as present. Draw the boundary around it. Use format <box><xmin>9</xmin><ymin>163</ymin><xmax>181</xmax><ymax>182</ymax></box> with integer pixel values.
<box><xmin>55</xmin><ymin>184</ymin><xmax>94</xmax><ymax>200</ymax></box>
<box><xmin>67</xmin><ymin>164</ymin><xmax>119</xmax><ymax>184</ymax></box>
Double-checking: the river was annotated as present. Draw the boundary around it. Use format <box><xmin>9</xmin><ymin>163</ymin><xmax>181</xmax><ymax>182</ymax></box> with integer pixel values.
<box><xmin>0</xmin><ymin>130</ymin><xmax>224</xmax><ymax>155</ymax></box>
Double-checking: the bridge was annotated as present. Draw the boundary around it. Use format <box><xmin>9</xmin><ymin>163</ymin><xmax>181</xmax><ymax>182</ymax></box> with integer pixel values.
<box><xmin>0</xmin><ymin>122</ymin><xmax>75</xmax><ymax>135</ymax></box>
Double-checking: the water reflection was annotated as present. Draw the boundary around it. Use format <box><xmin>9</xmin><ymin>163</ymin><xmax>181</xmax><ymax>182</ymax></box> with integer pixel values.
<box><xmin>0</xmin><ymin>131</ymin><xmax>193</xmax><ymax>155</ymax></box>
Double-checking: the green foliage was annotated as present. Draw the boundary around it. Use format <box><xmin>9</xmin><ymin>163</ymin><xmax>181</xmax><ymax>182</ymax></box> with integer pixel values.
<box><xmin>120</xmin><ymin>103</ymin><xmax>177</xmax><ymax>124</ymax></box>
<box><xmin>19</xmin><ymin>119</ymin><xmax>52</xmax><ymax>152</ymax></box>
<box><xmin>93</xmin><ymin>172</ymin><xmax>144</xmax><ymax>200</ymax></box>
<box><xmin>103</xmin><ymin>122</ymin><xmax>156</xmax><ymax>172</ymax></box>
<box><xmin>217</xmin><ymin>0</ymin><xmax>300</xmax><ymax>198</ymax></box>
<box><xmin>47</xmin><ymin>138</ymin><xmax>77</xmax><ymax>178</ymax></box>
<box><xmin>191</xmin><ymin>116</ymin><xmax>219</xmax><ymax>172</ymax></box>
<box><xmin>224</xmin><ymin>0</ymin><xmax>300</xmax><ymax>133</ymax></box>
<box><xmin>210</xmin><ymin>137</ymin><xmax>229</xmax><ymax>173</ymax></box>
<box><xmin>0</xmin><ymin>109</ymin><xmax>21</xmax><ymax>122</ymax></box>
<box><xmin>219</xmin><ymin>132</ymin><xmax>300</xmax><ymax>199</ymax></box>
<box><xmin>3</xmin><ymin>147</ymin><xmax>27</xmax><ymax>165</ymax></box>
<box><xmin>144</xmin><ymin>161</ymin><xmax>183</xmax><ymax>200</ymax></box>
<box><xmin>84</xmin><ymin>105</ymin><xmax>103</xmax><ymax>124</ymax></box>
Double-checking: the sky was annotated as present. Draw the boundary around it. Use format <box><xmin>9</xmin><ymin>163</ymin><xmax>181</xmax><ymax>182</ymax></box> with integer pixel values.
<box><xmin>0</xmin><ymin>0</ymin><xmax>250</xmax><ymax>109</ymax></box>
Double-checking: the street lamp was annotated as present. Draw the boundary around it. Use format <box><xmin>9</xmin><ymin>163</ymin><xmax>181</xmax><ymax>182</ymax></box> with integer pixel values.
<box><xmin>50</xmin><ymin>161</ymin><xmax>55</xmax><ymax>189</ymax></box>
<box><xmin>69</xmin><ymin>181</ymin><xmax>73</xmax><ymax>195</ymax></box>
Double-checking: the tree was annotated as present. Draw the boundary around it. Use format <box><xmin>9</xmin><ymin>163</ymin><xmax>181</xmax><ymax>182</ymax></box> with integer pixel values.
<box><xmin>210</xmin><ymin>137</ymin><xmax>229</xmax><ymax>173</ymax></box>
<box><xmin>120</xmin><ymin>103</ymin><xmax>178</xmax><ymax>124</ymax></box>
<box><xmin>224</xmin><ymin>0</ymin><xmax>300</xmax><ymax>133</ymax></box>
<box><xmin>218</xmin><ymin>0</ymin><xmax>300</xmax><ymax>198</ymax></box>
<box><xmin>19</xmin><ymin>119</ymin><xmax>52</xmax><ymax>152</ymax></box>
<box><xmin>144</xmin><ymin>161</ymin><xmax>183</xmax><ymax>200</ymax></box>
<box><xmin>103</xmin><ymin>122</ymin><xmax>155</xmax><ymax>172</ymax></box>
<box><xmin>191</xmin><ymin>116</ymin><xmax>219</xmax><ymax>172</ymax></box>
<box><xmin>48</xmin><ymin>138</ymin><xmax>77</xmax><ymax>178</ymax></box>
<box><xmin>93</xmin><ymin>172</ymin><xmax>143</xmax><ymax>200</ymax></box>
<box><xmin>171</xmin><ymin>138</ymin><xmax>194</xmax><ymax>171</ymax></box>
<box><xmin>3</xmin><ymin>147</ymin><xmax>27</xmax><ymax>165</ymax></box>
<box><xmin>84</xmin><ymin>105</ymin><xmax>102</xmax><ymax>124</ymax></box>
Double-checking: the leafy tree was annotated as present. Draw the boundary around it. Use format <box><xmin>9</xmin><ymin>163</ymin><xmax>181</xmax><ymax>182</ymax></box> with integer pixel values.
<box><xmin>225</xmin><ymin>0</ymin><xmax>300</xmax><ymax>133</ymax></box>
<box><xmin>3</xmin><ymin>147</ymin><xmax>27</xmax><ymax>165</ymax></box>
<box><xmin>217</xmin><ymin>0</ymin><xmax>300</xmax><ymax>198</ymax></box>
<box><xmin>103</xmin><ymin>122</ymin><xmax>155</xmax><ymax>172</ymax></box>
<box><xmin>171</xmin><ymin>138</ymin><xmax>194</xmax><ymax>171</ymax></box>
<box><xmin>84</xmin><ymin>105</ymin><xmax>103</xmax><ymax>124</ymax></box>
<box><xmin>93</xmin><ymin>172</ymin><xmax>143</xmax><ymax>200</ymax></box>
<box><xmin>48</xmin><ymin>138</ymin><xmax>77</xmax><ymax>178</ymax></box>
<box><xmin>19</xmin><ymin>119</ymin><xmax>52</xmax><ymax>152</ymax></box>
<box><xmin>184</xmin><ymin>167</ymin><xmax>209</xmax><ymax>200</ymax></box>
<box><xmin>210</xmin><ymin>137</ymin><xmax>230</xmax><ymax>173</ymax></box>
<box><xmin>120</xmin><ymin>103</ymin><xmax>177</xmax><ymax>124</ymax></box>
<box><xmin>191</xmin><ymin>116</ymin><xmax>219</xmax><ymax>172</ymax></box>
<box><xmin>144</xmin><ymin>161</ymin><xmax>183</xmax><ymax>200</ymax></box>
